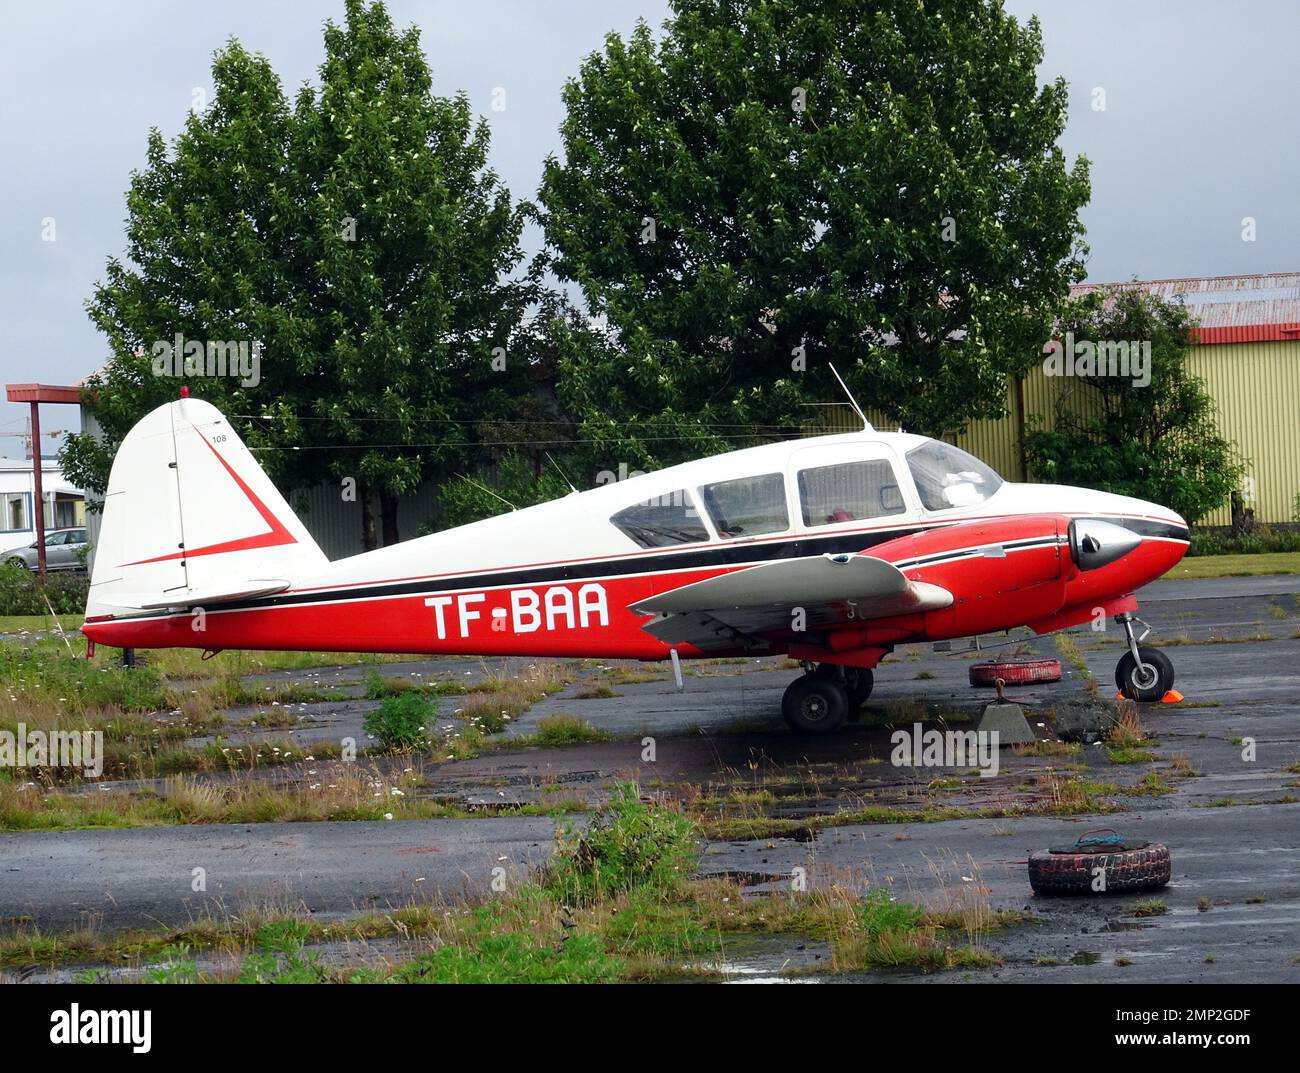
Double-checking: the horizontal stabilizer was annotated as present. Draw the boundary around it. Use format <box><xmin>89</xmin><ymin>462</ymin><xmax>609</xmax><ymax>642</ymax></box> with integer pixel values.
<box><xmin>110</xmin><ymin>580</ymin><xmax>291</xmax><ymax>611</ymax></box>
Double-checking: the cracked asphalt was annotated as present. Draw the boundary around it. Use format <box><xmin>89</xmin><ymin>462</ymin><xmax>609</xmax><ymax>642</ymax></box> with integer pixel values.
<box><xmin>2</xmin><ymin>571</ymin><xmax>1297</xmax><ymax>981</ymax></box>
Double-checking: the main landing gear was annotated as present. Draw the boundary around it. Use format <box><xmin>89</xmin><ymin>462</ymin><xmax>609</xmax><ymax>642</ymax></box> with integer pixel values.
<box><xmin>1113</xmin><ymin>612</ymin><xmax>1175</xmax><ymax>702</ymax></box>
<box><xmin>781</xmin><ymin>663</ymin><xmax>874</xmax><ymax>734</ymax></box>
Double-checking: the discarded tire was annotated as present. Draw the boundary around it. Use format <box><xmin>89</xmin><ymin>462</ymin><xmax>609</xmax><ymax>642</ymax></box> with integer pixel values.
<box><xmin>969</xmin><ymin>658</ymin><xmax>1061</xmax><ymax>687</ymax></box>
<box><xmin>1028</xmin><ymin>840</ymin><xmax>1171</xmax><ymax>896</ymax></box>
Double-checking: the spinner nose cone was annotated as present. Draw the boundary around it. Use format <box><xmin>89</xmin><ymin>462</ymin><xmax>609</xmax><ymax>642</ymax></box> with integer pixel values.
<box><xmin>1068</xmin><ymin>518</ymin><xmax>1143</xmax><ymax>571</ymax></box>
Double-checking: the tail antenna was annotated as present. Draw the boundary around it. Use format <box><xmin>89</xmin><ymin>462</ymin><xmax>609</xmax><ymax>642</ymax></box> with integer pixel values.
<box><xmin>828</xmin><ymin>363</ymin><xmax>873</xmax><ymax>432</ymax></box>
<box><xmin>544</xmin><ymin>451</ymin><xmax>579</xmax><ymax>494</ymax></box>
<box><xmin>454</xmin><ymin>472</ymin><xmax>517</xmax><ymax>511</ymax></box>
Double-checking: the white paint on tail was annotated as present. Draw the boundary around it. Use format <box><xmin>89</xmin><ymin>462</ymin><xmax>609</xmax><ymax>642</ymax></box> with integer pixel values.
<box><xmin>86</xmin><ymin>398</ymin><xmax>327</xmax><ymax>617</ymax></box>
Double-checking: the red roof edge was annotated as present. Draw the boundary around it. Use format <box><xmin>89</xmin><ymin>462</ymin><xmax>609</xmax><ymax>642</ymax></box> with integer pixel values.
<box><xmin>4</xmin><ymin>383</ymin><xmax>83</xmax><ymax>404</ymax></box>
<box><xmin>1194</xmin><ymin>323</ymin><xmax>1300</xmax><ymax>345</ymax></box>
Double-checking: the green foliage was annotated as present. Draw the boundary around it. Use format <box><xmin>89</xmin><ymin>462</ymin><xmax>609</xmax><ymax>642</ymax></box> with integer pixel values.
<box><xmin>0</xmin><ymin>637</ymin><xmax>166</xmax><ymax>715</ymax></box>
<box><xmin>1022</xmin><ymin>287</ymin><xmax>1243</xmax><ymax>524</ymax></box>
<box><xmin>362</xmin><ymin>690</ymin><xmax>436</xmax><ymax>749</ymax></box>
<box><xmin>436</xmin><ymin>452</ymin><xmax>574</xmax><ymax>530</ymax></box>
<box><xmin>392</xmin><ymin>922</ymin><xmax>620</xmax><ymax>984</ymax></box>
<box><xmin>1188</xmin><ymin>527</ymin><xmax>1300</xmax><ymax>557</ymax></box>
<box><xmin>0</xmin><ymin>563</ymin><xmax>88</xmax><ymax>616</ymax></box>
<box><xmin>62</xmin><ymin>0</ymin><xmax>537</xmax><ymax>548</ymax></box>
<box><xmin>362</xmin><ymin>669</ymin><xmax>420</xmax><ymax>699</ymax></box>
<box><xmin>144</xmin><ymin>944</ymin><xmax>199</xmax><ymax>984</ymax></box>
<box><xmin>237</xmin><ymin>920</ymin><xmax>325</xmax><ymax>983</ymax></box>
<box><xmin>539</xmin><ymin>0</ymin><xmax>1090</xmax><ymax>454</ymax></box>
<box><xmin>531</xmin><ymin>714</ymin><xmax>613</xmax><ymax>747</ymax></box>
<box><xmin>547</xmin><ymin>782</ymin><xmax>697</xmax><ymax>906</ymax></box>
<box><xmin>857</xmin><ymin>888</ymin><xmax>925</xmax><ymax>937</ymax></box>
<box><xmin>602</xmin><ymin>886</ymin><xmax>716</xmax><ymax>958</ymax></box>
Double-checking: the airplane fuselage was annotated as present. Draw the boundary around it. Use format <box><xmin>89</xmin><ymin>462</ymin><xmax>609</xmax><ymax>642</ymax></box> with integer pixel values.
<box><xmin>83</xmin><ymin>425</ymin><xmax>1189</xmax><ymax>669</ymax></box>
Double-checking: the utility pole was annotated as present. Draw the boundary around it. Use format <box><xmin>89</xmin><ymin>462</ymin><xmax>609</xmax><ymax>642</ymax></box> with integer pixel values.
<box><xmin>30</xmin><ymin>402</ymin><xmax>47</xmax><ymax>581</ymax></box>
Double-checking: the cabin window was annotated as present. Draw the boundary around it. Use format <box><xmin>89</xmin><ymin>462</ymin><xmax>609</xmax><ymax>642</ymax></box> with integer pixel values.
<box><xmin>700</xmin><ymin>473</ymin><xmax>789</xmax><ymax>539</ymax></box>
<box><xmin>610</xmin><ymin>489</ymin><xmax>710</xmax><ymax>548</ymax></box>
<box><xmin>797</xmin><ymin>460</ymin><xmax>906</xmax><ymax>527</ymax></box>
<box><xmin>906</xmin><ymin>440</ymin><xmax>1003</xmax><ymax>511</ymax></box>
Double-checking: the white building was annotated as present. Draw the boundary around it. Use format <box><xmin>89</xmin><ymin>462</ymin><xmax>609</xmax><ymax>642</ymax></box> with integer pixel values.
<box><xmin>0</xmin><ymin>457</ymin><xmax>86</xmax><ymax>556</ymax></box>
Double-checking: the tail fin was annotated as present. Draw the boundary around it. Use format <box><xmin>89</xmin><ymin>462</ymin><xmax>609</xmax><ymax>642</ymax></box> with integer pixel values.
<box><xmin>86</xmin><ymin>397</ymin><xmax>327</xmax><ymax>616</ymax></box>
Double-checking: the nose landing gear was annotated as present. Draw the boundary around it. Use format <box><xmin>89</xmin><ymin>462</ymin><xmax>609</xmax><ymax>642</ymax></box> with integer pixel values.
<box><xmin>1114</xmin><ymin>612</ymin><xmax>1175</xmax><ymax>702</ymax></box>
<box><xmin>781</xmin><ymin>663</ymin><xmax>875</xmax><ymax>734</ymax></box>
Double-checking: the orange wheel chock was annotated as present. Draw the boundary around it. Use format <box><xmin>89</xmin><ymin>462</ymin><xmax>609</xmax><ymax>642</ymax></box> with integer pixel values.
<box><xmin>1161</xmin><ymin>689</ymin><xmax>1184</xmax><ymax>704</ymax></box>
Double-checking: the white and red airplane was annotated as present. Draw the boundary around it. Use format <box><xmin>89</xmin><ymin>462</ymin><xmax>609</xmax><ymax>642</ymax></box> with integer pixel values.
<box><xmin>82</xmin><ymin>395</ymin><xmax>1190</xmax><ymax>733</ymax></box>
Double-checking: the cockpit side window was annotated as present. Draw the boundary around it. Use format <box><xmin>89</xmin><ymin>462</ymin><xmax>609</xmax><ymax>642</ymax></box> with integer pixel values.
<box><xmin>699</xmin><ymin>473</ymin><xmax>789</xmax><ymax>539</ymax></box>
<box><xmin>610</xmin><ymin>489</ymin><xmax>710</xmax><ymax>548</ymax></box>
<box><xmin>797</xmin><ymin>460</ymin><xmax>906</xmax><ymax>526</ymax></box>
<box><xmin>905</xmin><ymin>440</ymin><xmax>1003</xmax><ymax>511</ymax></box>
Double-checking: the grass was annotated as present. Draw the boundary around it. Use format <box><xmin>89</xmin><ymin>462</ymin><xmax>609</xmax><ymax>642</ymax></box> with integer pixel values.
<box><xmin>526</xmin><ymin>714</ymin><xmax>613</xmax><ymax>747</ymax></box>
<box><xmin>0</xmin><ymin>636</ymin><xmax>580</xmax><ymax>782</ymax></box>
<box><xmin>1</xmin><ymin>784</ymin><xmax>1024</xmax><ymax>981</ymax></box>
<box><xmin>0</xmin><ymin>613</ymin><xmax>85</xmax><ymax>635</ymax></box>
<box><xmin>0</xmin><ymin>762</ymin><xmax>589</xmax><ymax>831</ymax></box>
<box><xmin>1167</xmin><ymin>551</ymin><xmax>1300</xmax><ymax>579</ymax></box>
<box><xmin>452</xmin><ymin>661</ymin><xmax>573</xmax><ymax>733</ymax></box>
<box><xmin>1108</xmin><ymin>748</ymin><xmax>1157</xmax><ymax>764</ymax></box>
<box><xmin>695</xmin><ymin>772</ymin><xmax>1122</xmax><ymax>842</ymax></box>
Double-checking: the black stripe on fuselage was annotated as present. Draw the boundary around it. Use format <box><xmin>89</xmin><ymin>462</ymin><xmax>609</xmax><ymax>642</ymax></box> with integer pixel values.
<box><xmin>199</xmin><ymin>527</ymin><xmax>929</xmax><ymax>614</ymax></box>
<box><xmin>134</xmin><ymin>515</ymin><xmax>1190</xmax><ymax>619</ymax></box>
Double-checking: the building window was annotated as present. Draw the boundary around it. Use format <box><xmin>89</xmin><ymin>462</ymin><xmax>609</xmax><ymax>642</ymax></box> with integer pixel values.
<box><xmin>610</xmin><ymin>489</ymin><xmax>710</xmax><ymax>548</ymax></box>
<box><xmin>798</xmin><ymin>460</ymin><xmax>907</xmax><ymax>526</ymax></box>
<box><xmin>3</xmin><ymin>493</ymin><xmax>29</xmax><ymax>532</ymax></box>
<box><xmin>53</xmin><ymin>498</ymin><xmax>79</xmax><ymax>529</ymax></box>
<box><xmin>700</xmin><ymin>473</ymin><xmax>789</xmax><ymax>539</ymax></box>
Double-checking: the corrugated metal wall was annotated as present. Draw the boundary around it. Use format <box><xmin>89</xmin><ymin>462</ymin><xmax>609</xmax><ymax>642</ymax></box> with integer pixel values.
<box><xmin>1184</xmin><ymin>340</ymin><xmax>1300</xmax><ymax>526</ymax></box>
<box><xmin>292</xmin><ymin>479</ymin><xmax>444</xmax><ymax>561</ymax></box>
<box><xmin>820</xmin><ymin>339</ymin><xmax>1300</xmax><ymax>527</ymax></box>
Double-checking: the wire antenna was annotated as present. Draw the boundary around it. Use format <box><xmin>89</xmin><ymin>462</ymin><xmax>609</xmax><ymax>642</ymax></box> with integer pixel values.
<box><xmin>454</xmin><ymin>472</ymin><xmax>518</xmax><ymax>511</ymax></box>
<box><xmin>545</xmin><ymin>451</ymin><xmax>579</xmax><ymax>494</ymax></box>
<box><xmin>828</xmin><ymin>363</ymin><xmax>873</xmax><ymax>431</ymax></box>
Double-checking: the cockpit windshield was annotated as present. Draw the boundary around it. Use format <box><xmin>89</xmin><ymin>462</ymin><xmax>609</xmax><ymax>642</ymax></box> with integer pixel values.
<box><xmin>905</xmin><ymin>440</ymin><xmax>1003</xmax><ymax>511</ymax></box>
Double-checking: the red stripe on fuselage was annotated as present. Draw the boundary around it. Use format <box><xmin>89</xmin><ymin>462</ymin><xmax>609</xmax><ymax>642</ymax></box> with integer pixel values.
<box><xmin>83</xmin><ymin>514</ymin><xmax>1189</xmax><ymax>659</ymax></box>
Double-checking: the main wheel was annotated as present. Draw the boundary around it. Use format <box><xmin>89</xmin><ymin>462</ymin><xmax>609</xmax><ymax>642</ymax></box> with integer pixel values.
<box><xmin>1115</xmin><ymin>647</ymin><xmax>1174</xmax><ymax>702</ymax></box>
<box><xmin>845</xmin><ymin>667</ymin><xmax>874</xmax><ymax>707</ymax></box>
<box><xmin>782</xmin><ymin>675</ymin><xmax>849</xmax><ymax>734</ymax></box>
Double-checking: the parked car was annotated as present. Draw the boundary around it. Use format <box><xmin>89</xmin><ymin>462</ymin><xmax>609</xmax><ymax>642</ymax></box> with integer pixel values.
<box><xmin>5</xmin><ymin>528</ymin><xmax>89</xmax><ymax>572</ymax></box>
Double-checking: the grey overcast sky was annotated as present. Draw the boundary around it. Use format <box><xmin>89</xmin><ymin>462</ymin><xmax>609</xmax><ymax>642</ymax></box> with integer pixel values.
<box><xmin>2</xmin><ymin>0</ymin><xmax>1298</xmax><ymax>444</ymax></box>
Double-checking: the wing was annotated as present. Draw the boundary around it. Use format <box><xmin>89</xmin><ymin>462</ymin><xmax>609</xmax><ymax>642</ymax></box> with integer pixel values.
<box><xmin>629</xmin><ymin>554</ymin><xmax>952</xmax><ymax>651</ymax></box>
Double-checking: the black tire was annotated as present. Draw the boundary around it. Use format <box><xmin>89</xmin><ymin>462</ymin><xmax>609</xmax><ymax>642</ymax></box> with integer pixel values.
<box><xmin>811</xmin><ymin>664</ymin><xmax>873</xmax><ymax>715</ymax></box>
<box><xmin>845</xmin><ymin>667</ymin><xmax>874</xmax><ymax>707</ymax></box>
<box><xmin>782</xmin><ymin>675</ymin><xmax>849</xmax><ymax>734</ymax></box>
<box><xmin>1028</xmin><ymin>842</ymin><xmax>1171</xmax><ymax>896</ymax></box>
<box><xmin>1115</xmin><ymin>647</ymin><xmax>1174</xmax><ymax>702</ymax></box>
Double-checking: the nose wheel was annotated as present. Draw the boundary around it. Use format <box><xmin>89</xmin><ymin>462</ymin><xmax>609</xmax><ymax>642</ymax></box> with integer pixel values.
<box><xmin>1114</xmin><ymin>613</ymin><xmax>1175</xmax><ymax>702</ymax></box>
